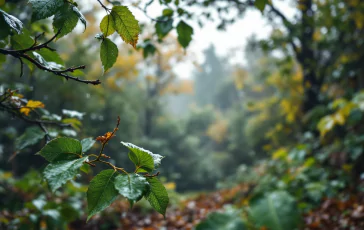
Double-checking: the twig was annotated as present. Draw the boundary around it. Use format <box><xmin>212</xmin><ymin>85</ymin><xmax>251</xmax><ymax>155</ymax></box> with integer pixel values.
<box><xmin>97</xmin><ymin>0</ymin><xmax>111</xmax><ymax>12</ymax></box>
<box><xmin>0</xmin><ymin>30</ymin><xmax>101</xmax><ymax>85</ymax></box>
<box><xmin>0</xmin><ymin>103</ymin><xmax>71</xmax><ymax>128</ymax></box>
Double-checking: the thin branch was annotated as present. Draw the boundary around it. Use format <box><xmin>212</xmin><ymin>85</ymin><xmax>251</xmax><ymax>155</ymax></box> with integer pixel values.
<box><xmin>18</xmin><ymin>58</ymin><xmax>24</xmax><ymax>78</ymax></box>
<box><xmin>134</xmin><ymin>0</ymin><xmax>172</xmax><ymax>23</ymax></box>
<box><xmin>97</xmin><ymin>0</ymin><xmax>111</xmax><ymax>12</ymax></box>
<box><xmin>135</xmin><ymin>5</ymin><xmax>171</xmax><ymax>22</ymax></box>
<box><xmin>0</xmin><ymin>103</ymin><xmax>71</xmax><ymax>128</ymax></box>
<box><xmin>266</xmin><ymin>3</ymin><xmax>301</xmax><ymax>60</ymax></box>
<box><xmin>38</xmin><ymin>122</ymin><xmax>51</xmax><ymax>142</ymax></box>
<box><xmin>0</xmin><ymin>30</ymin><xmax>101</xmax><ymax>85</ymax></box>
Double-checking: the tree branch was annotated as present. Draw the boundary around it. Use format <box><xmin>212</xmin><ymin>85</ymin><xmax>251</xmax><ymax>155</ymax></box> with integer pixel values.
<box><xmin>267</xmin><ymin>3</ymin><xmax>301</xmax><ymax>61</ymax></box>
<box><xmin>0</xmin><ymin>30</ymin><xmax>101</xmax><ymax>85</ymax></box>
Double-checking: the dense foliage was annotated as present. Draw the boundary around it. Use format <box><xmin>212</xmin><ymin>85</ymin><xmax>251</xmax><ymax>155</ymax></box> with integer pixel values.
<box><xmin>1</xmin><ymin>0</ymin><xmax>364</xmax><ymax>229</ymax></box>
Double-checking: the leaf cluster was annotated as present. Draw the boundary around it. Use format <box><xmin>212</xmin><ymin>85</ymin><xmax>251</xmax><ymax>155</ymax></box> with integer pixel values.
<box><xmin>36</xmin><ymin>117</ymin><xmax>168</xmax><ymax>221</ymax></box>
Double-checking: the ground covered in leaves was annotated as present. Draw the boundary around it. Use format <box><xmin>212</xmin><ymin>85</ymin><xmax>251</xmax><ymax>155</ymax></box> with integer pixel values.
<box><xmin>69</xmin><ymin>184</ymin><xmax>364</xmax><ymax>230</ymax></box>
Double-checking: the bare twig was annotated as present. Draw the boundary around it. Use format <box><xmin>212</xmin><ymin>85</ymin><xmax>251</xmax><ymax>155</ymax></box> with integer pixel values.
<box><xmin>0</xmin><ymin>30</ymin><xmax>101</xmax><ymax>85</ymax></box>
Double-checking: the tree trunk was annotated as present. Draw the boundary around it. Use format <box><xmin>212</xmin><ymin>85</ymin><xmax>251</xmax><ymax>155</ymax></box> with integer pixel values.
<box><xmin>299</xmin><ymin>0</ymin><xmax>320</xmax><ymax>113</ymax></box>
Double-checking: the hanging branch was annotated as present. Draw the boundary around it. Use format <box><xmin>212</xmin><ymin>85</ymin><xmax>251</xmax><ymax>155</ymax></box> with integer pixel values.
<box><xmin>0</xmin><ymin>30</ymin><xmax>101</xmax><ymax>85</ymax></box>
<box><xmin>0</xmin><ymin>90</ymin><xmax>72</xmax><ymax>141</ymax></box>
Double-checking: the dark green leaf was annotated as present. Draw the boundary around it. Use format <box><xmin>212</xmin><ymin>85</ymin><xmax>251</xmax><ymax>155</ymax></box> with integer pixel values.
<box><xmin>196</xmin><ymin>211</ymin><xmax>246</xmax><ymax>230</ymax></box>
<box><xmin>10</xmin><ymin>30</ymin><xmax>35</xmax><ymax>71</ymax></box>
<box><xmin>0</xmin><ymin>9</ymin><xmax>23</xmax><ymax>34</ymax></box>
<box><xmin>37</xmin><ymin>137</ymin><xmax>82</xmax><ymax>162</ymax></box>
<box><xmin>81</xmin><ymin>137</ymin><xmax>96</xmax><ymax>152</ymax></box>
<box><xmin>249</xmin><ymin>191</ymin><xmax>302</xmax><ymax>230</ymax></box>
<box><xmin>52</xmin><ymin>4</ymin><xmax>79</xmax><ymax>39</ymax></box>
<box><xmin>15</xmin><ymin>126</ymin><xmax>45</xmax><ymax>151</ymax></box>
<box><xmin>155</xmin><ymin>18</ymin><xmax>173</xmax><ymax>39</ymax></box>
<box><xmin>110</xmin><ymin>6</ymin><xmax>140</xmax><ymax>47</ymax></box>
<box><xmin>0</xmin><ymin>15</ymin><xmax>11</xmax><ymax>39</ymax></box>
<box><xmin>114</xmin><ymin>174</ymin><xmax>150</xmax><ymax>207</ymax></box>
<box><xmin>162</xmin><ymin>8</ymin><xmax>174</xmax><ymax>17</ymax></box>
<box><xmin>176</xmin><ymin>20</ymin><xmax>193</xmax><ymax>48</ymax></box>
<box><xmin>100</xmin><ymin>38</ymin><xmax>118</xmax><ymax>73</ymax></box>
<box><xmin>145</xmin><ymin>177</ymin><xmax>169</xmax><ymax>217</ymax></box>
<box><xmin>107</xmin><ymin>0</ymin><xmax>121</xmax><ymax>5</ymax></box>
<box><xmin>0</xmin><ymin>53</ymin><xmax>5</xmax><ymax>64</ymax></box>
<box><xmin>254</xmin><ymin>0</ymin><xmax>268</xmax><ymax>12</ymax></box>
<box><xmin>87</xmin><ymin>169</ymin><xmax>118</xmax><ymax>221</ymax></box>
<box><xmin>43</xmin><ymin>156</ymin><xmax>87</xmax><ymax>192</ymax></box>
<box><xmin>100</xmin><ymin>15</ymin><xmax>116</xmax><ymax>37</ymax></box>
<box><xmin>143</xmin><ymin>41</ymin><xmax>156</xmax><ymax>58</ymax></box>
<box><xmin>11</xmin><ymin>29</ymin><xmax>34</xmax><ymax>49</ymax></box>
<box><xmin>121</xmin><ymin>141</ymin><xmax>163</xmax><ymax>172</ymax></box>
<box><xmin>29</xmin><ymin>0</ymin><xmax>65</xmax><ymax>21</ymax></box>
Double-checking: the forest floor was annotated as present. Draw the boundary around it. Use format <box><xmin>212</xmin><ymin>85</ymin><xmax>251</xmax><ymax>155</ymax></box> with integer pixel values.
<box><xmin>70</xmin><ymin>183</ymin><xmax>364</xmax><ymax>230</ymax></box>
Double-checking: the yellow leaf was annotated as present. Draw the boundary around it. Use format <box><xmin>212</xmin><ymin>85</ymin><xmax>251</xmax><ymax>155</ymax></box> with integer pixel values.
<box><xmin>62</xmin><ymin>118</ymin><xmax>82</xmax><ymax>130</ymax></box>
<box><xmin>19</xmin><ymin>100</ymin><xmax>45</xmax><ymax>116</ymax></box>
<box><xmin>317</xmin><ymin>115</ymin><xmax>335</xmax><ymax>137</ymax></box>
<box><xmin>263</xmin><ymin>144</ymin><xmax>272</xmax><ymax>151</ymax></box>
<box><xmin>27</xmin><ymin>100</ymin><xmax>45</xmax><ymax>109</ymax></box>
<box><xmin>20</xmin><ymin>107</ymin><xmax>31</xmax><ymax>116</ymax></box>
<box><xmin>164</xmin><ymin>182</ymin><xmax>176</xmax><ymax>190</ymax></box>
<box><xmin>333</xmin><ymin>112</ymin><xmax>345</xmax><ymax>125</ymax></box>
<box><xmin>342</xmin><ymin>164</ymin><xmax>353</xmax><ymax>172</ymax></box>
<box><xmin>272</xmin><ymin>148</ymin><xmax>287</xmax><ymax>160</ymax></box>
<box><xmin>206</xmin><ymin>119</ymin><xmax>228</xmax><ymax>143</ymax></box>
<box><xmin>303</xmin><ymin>157</ymin><xmax>316</xmax><ymax>168</ymax></box>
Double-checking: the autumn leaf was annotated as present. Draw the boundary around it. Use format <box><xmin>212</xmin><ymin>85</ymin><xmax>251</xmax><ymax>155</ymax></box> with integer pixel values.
<box><xmin>96</xmin><ymin>131</ymin><xmax>116</xmax><ymax>144</ymax></box>
<box><xmin>95</xmin><ymin>116</ymin><xmax>120</xmax><ymax>144</ymax></box>
<box><xmin>20</xmin><ymin>100</ymin><xmax>45</xmax><ymax>116</ymax></box>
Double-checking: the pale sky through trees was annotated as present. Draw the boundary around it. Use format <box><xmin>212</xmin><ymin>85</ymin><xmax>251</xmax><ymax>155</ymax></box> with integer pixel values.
<box><xmin>132</xmin><ymin>0</ymin><xmax>296</xmax><ymax>79</ymax></box>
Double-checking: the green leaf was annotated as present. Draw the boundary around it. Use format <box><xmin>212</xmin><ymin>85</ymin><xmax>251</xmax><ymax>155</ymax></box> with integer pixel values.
<box><xmin>141</xmin><ymin>40</ymin><xmax>156</xmax><ymax>58</ymax></box>
<box><xmin>176</xmin><ymin>20</ymin><xmax>193</xmax><ymax>48</ymax></box>
<box><xmin>72</xmin><ymin>6</ymin><xmax>86</xmax><ymax>31</ymax></box>
<box><xmin>121</xmin><ymin>141</ymin><xmax>163</xmax><ymax>173</ymax></box>
<box><xmin>0</xmin><ymin>53</ymin><xmax>5</xmax><ymax>64</ymax></box>
<box><xmin>10</xmin><ymin>30</ymin><xmax>35</xmax><ymax>70</ymax></box>
<box><xmin>32</xmin><ymin>51</ymin><xmax>63</xmax><ymax>70</ymax></box>
<box><xmin>37</xmin><ymin>137</ymin><xmax>82</xmax><ymax>162</ymax></box>
<box><xmin>254</xmin><ymin>0</ymin><xmax>268</xmax><ymax>12</ymax></box>
<box><xmin>80</xmin><ymin>163</ymin><xmax>92</xmax><ymax>174</ymax></box>
<box><xmin>11</xmin><ymin>29</ymin><xmax>34</xmax><ymax>49</ymax></box>
<box><xmin>29</xmin><ymin>0</ymin><xmax>65</xmax><ymax>21</ymax></box>
<box><xmin>15</xmin><ymin>127</ymin><xmax>45</xmax><ymax>151</ymax></box>
<box><xmin>52</xmin><ymin>4</ymin><xmax>79</xmax><ymax>39</ymax></box>
<box><xmin>145</xmin><ymin>177</ymin><xmax>169</xmax><ymax>217</ymax></box>
<box><xmin>114</xmin><ymin>174</ymin><xmax>150</xmax><ymax>207</ymax></box>
<box><xmin>0</xmin><ymin>15</ymin><xmax>11</xmax><ymax>39</ymax></box>
<box><xmin>36</xmin><ymin>49</ymin><xmax>64</xmax><ymax>65</ymax></box>
<box><xmin>87</xmin><ymin>169</ymin><xmax>118</xmax><ymax>221</ymax></box>
<box><xmin>110</xmin><ymin>6</ymin><xmax>140</xmax><ymax>48</ymax></box>
<box><xmin>196</xmin><ymin>211</ymin><xmax>246</xmax><ymax>230</ymax></box>
<box><xmin>0</xmin><ymin>9</ymin><xmax>23</xmax><ymax>34</ymax></box>
<box><xmin>100</xmin><ymin>38</ymin><xmax>118</xmax><ymax>73</ymax></box>
<box><xmin>248</xmin><ymin>191</ymin><xmax>302</xmax><ymax>230</ymax></box>
<box><xmin>162</xmin><ymin>8</ymin><xmax>174</xmax><ymax>17</ymax></box>
<box><xmin>81</xmin><ymin>137</ymin><xmax>96</xmax><ymax>152</ymax></box>
<box><xmin>43</xmin><ymin>156</ymin><xmax>87</xmax><ymax>192</ymax></box>
<box><xmin>100</xmin><ymin>15</ymin><xmax>116</xmax><ymax>37</ymax></box>
<box><xmin>155</xmin><ymin>18</ymin><xmax>173</xmax><ymax>39</ymax></box>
